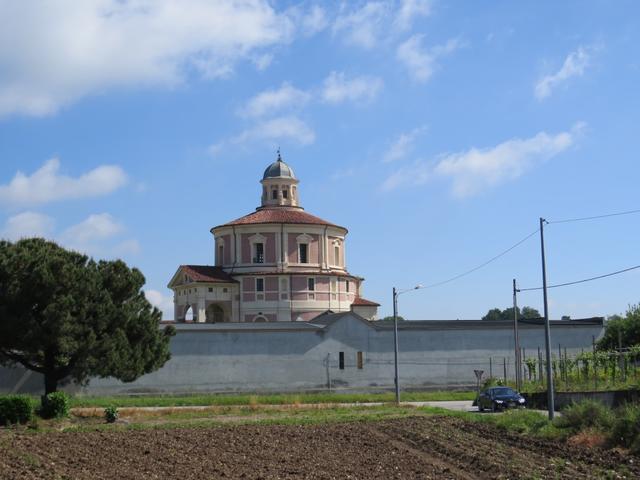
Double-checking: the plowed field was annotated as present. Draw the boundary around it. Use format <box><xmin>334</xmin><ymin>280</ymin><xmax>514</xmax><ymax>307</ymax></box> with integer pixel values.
<box><xmin>1</xmin><ymin>416</ymin><xmax>637</xmax><ymax>479</ymax></box>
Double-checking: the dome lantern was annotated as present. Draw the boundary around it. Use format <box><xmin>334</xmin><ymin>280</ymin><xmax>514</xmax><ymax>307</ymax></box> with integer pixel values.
<box><xmin>259</xmin><ymin>151</ymin><xmax>300</xmax><ymax>208</ymax></box>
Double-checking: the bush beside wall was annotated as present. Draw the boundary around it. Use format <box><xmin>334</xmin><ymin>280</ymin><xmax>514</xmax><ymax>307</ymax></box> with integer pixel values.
<box><xmin>39</xmin><ymin>392</ymin><xmax>70</xmax><ymax>419</ymax></box>
<box><xmin>0</xmin><ymin>395</ymin><xmax>34</xmax><ymax>425</ymax></box>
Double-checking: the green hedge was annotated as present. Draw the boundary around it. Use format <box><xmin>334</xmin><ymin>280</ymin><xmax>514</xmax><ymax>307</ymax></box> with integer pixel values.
<box><xmin>0</xmin><ymin>395</ymin><xmax>34</xmax><ymax>425</ymax></box>
<box><xmin>40</xmin><ymin>392</ymin><xmax>70</xmax><ymax>419</ymax></box>
<box><xmin>610</xmin><ymin>403</ymin><xmax>640</xmax><ymax>453</ymax></box>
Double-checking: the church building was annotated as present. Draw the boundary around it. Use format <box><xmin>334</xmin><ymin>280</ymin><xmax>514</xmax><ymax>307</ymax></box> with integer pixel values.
<box><xmin>168</xmin><ymin>153</ymin><xmax>380</xmax><ymax>323</ymax></box>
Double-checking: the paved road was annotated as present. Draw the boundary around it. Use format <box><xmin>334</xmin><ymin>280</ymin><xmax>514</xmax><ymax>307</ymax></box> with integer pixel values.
<box><xmin>409</xmin><ymin>400</ymin><xmax>476</xmax><ymax>412</ymax></box>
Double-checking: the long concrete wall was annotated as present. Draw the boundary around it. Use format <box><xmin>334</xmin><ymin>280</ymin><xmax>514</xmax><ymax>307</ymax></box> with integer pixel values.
<box><xmin>0</xmin><ymin>315</ymin><xmax>604</xmax><ymax>396</ymax></box>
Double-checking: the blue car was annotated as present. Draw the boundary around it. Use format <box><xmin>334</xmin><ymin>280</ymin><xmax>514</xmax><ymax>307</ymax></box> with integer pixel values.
<box><xmin>477</xmin><ymin>386</ymin><xmax>526</xmax><ymax>412</ymax></box>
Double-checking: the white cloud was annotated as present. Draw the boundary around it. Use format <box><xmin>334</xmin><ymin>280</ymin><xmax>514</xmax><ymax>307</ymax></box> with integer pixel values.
<box><xmin>252</xmin><ymin>53</ymin><xmax>274</xmax><ymax>71</ymax></box>
<box><xmin>0</xmin><ymin>158</ymin><xmax>127</xmax><ymax>208</ymax></box>
<box><xmin>381</xmin><ymin>160</ymin><xmax>432</xmax><ymax>192</ymax></box>
<box><xmin>382</xmin><ymin>123</ymin><xmax>585</xmax><ymax>196</ymax></box>
<box><xmin>0</xmin><ymin>0</ymin><xmax>293</xmax><ymax>117</ymax></box>
<box><xmin>113</xmin><ymin>239</ymin><xmax>142</xmax><ymax>256</ymax></box>
<box><xmin>1</xmin><ymin>210</ymin><xmax>139</xmax><ymax>258</ymax></box>
<box><xmin>61</xmin><ymin>213</ymin><xmax>123</xmax><ymax>244</ymax></box>
<box><xmin>240</xmin><ymin>82</ymin><xmax>311</xmax><ymax>118</ymax></box>
<box><xmin>535</xmin><ymin>47</ymin><xmax>592</xmax><ymax>100</ymax></box>
<box><xmin>59</xmin><ymin>212</ymin><xmax>141</xmax><ymax>257</ymax></box>
<box><xmin>145</xmin><ymin>289</ymin><xmax>174</xmax><ymax>320</ymax></box>
<box><xmin>213</xmin><ymin>116</ymin><xmax>316</xmax><ymax>152</ymax></box>
<box><xmin>302</xmin><ymin>5</ymin><xmax>329</xmax><ymax>35</ymax></box>
<box><xmin>321</xmin><ymin>71</ymin><xmax>383</xmax><ymax>104</ymax></box>
<box><xmin>396</xmin><ymin>35</ymin><xmax>460</xmax><ymax>83</ymax></box>
<box><xmin>393</xmin><ymin>0</ymin><xmax>431</xmax><ymax>32</ymax></box>
<box><xmin>333</xmin><ymin>2</ymin><xmax>390</xmax><ymax>49</ymax></box>
<box><xmin>0</xmin><ymin>211</ymin><xmax>55</xmax><ymax>240</ymax></box>
<box><xmin>287</xmin><ymin>4</ymin><xmax>329</xmax><ymax>36</ymax></box>
<box><xmin>383</xmin><ymin>125</ymin><xmax>428</xmax><ymax>163</ymax></box>
<box><xmin>333</xmin><ymin>1</ymin><xmax>432</xmax><ymax>47</ymax></box>
<box><xmin>331</xmin><ymin>167</ymin><xmax>357</xmax><ymax>180</ymax></box>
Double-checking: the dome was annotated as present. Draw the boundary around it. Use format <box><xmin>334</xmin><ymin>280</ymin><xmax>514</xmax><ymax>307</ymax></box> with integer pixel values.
<box><xmin>262</xmin><ymin>154</ymin><xmax>296</xmax><ymax>180</ymax></box>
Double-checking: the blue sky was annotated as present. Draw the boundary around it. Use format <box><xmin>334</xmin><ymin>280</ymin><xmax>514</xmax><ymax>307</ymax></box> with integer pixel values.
<box><xmin>1</xmin><ymin>0</ymin><xmax>639</xmax><ymax>320</ymax></box>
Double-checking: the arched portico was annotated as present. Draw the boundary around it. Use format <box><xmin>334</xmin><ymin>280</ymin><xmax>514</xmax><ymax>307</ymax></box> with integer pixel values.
<box><xmin>183</xmin><ymin>305</ymin><xmax>194</xmax><ymax>322</ymax></box>
<box><xmin>206</xmin><ymin>303</ymin><xmax>227</xmax><ymax>323</ymax></box>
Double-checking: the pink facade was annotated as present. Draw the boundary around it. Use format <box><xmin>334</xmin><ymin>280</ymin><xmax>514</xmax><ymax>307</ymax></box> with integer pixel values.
<box><xmin>223</xmin><ymin>235</ymin><xmax>232</xmax><ymax>264</ymax></box>
<box><xmin>264</xmin><ymin>233</ymin><xmax>276</xmax><ymax>263</ymax></box>
<box><xmin>329</xmin><ymin>236</ymin><xmax>341</xmax><ymax>265</ymax></box>
<box><xmin>242</xmin><ymin>277</ymin><xmax>254</xmax><ymax>292</ymax></box>
<box><xmin>291</xmin><ymin>276</ymin><xmax>307</xmax><ymax>291</ymax></box>
<box><xmin>265</xmin><ymin>277</ymin><xmax>278</xmax><ymax>291</ymax></box>
<box><xmin>287</xmin><ymin>233</ymin><xmax>319</xmax><ymax>263</ymax></box>
<box><xmin>286</xmin><ymin>235</ymin><xmax>297</xmax><ymax>263</ymax></box>
<box><xmin>240</xmin><ymin>232</ymin><xmax>276</xmax><ymax>264</ymax></box>
<box><xmin>316</xmin><ymin>276</ymin><xmax>329</xmax><ymax>291</ymax></box>
<box><xmin>291</xmin><ymin>292</ymin><xmax>306</xmax><ymax>301</ymax></box>
<box><xmin>182</xmin><ymin>157</ymin><xmax>379</xmax><ymax>324</ymax></box>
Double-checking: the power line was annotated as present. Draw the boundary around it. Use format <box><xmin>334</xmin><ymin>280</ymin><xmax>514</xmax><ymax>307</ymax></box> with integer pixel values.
<box><xmin>548</xmin><ymin>208</ymin><xmax>640</xmax><ymax>224</ymax></box>
<box><xmin>423</xmin><ymin>229</ymin><xmax>539</xmax><ymax>289</ymax></box>
<box><xmin>414</xmin><ymin>208</ymin><xmax>639</xmax><ymax>292</ymax></box>
<box><xmin>518</xmin><ymin>264</ymin><xmax>640</xmax><ymax>292</ymax></box>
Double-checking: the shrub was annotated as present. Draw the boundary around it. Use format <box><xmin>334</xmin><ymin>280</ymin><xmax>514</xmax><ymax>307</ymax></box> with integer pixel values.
<box><xmin>482</xmin><ymin>377</ymin><xmax>505</xmax><ymax>389</ymax></box>
<box><xmin>40</xmin><ymin>392</ymin><xmax>70</xmax><ymax>419</ymax></box>
<box><xmin>610</xmin><ymin>403</ymin><xmax>640</xmax><ymax>453</ymax></box>
<box><xmin>104</xmin><ymin>406</ymin><xmax>119</xmax><ymax>423</ymax></box>
<box><xmin>0</xmin><ymin>395</ymin><xmax>34</xmax><ymax>425</ymax></box>
<box><xmin>495</xmin><ymin>409</ymin><xmax>550</xmax><ymax>435</ymax></box>
<box><xmin>554</xmin><ymin>399</ymin><xmax>614</xmax><ymax>432</ymax></box>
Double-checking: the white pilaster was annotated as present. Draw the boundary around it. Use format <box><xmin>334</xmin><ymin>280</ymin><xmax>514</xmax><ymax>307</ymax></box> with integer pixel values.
<box><xmin>197</xmin><ymin>296</ymin><xmax>206</xmax><ymax>323</ymax></box>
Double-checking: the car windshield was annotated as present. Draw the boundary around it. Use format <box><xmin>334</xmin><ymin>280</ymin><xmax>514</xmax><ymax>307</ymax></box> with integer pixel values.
<box><xmin>492</xmin><ymin>387</ymin><xmax>516</xmax><ymax>396</ymax></box>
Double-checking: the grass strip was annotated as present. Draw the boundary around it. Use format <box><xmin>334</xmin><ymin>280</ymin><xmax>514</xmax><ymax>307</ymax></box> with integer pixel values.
<box><xmin>68</xmin><ymin>390</ymin><xmax>475</xmax><ymax>408</ymax></box>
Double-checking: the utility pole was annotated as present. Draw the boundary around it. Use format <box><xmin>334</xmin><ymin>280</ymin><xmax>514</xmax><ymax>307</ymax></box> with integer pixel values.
<box><xmin>391</xmin><ymin>285</ymin><xmax>423</xmax><ymax>405</ymax></box>
<box><xmin>513</xmin><ymin>279</ymin><xmax>521</xmax><ymax>391</ymax></box>
<box><xmin>540</xmin><ymin>217</ymin><xmax>555</xmax><ymax>419</ymax></box>
<box><xmin>392</xmin><ymin>287</ymin><xmax>400</xmax><ymax>404</ymax></box>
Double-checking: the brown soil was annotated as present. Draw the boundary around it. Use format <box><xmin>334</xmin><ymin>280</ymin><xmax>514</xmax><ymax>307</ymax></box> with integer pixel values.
<box><xmin>1</xmin><ymin>416</ymin><xmax>637</xmax><ymax>479</ymax></box>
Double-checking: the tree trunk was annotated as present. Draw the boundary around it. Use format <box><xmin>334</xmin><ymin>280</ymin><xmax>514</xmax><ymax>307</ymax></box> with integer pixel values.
<box><xmin>44</xmin><ymin>373</ymin><xmax>58</xmax><ymax>396</ymax></box>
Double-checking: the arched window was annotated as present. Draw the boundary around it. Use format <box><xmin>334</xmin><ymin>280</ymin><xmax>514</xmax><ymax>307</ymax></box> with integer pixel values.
<box><xmin>253</xmin><ymin>315</ymin><xmax>268</xmax><ymax>322</ymax></box>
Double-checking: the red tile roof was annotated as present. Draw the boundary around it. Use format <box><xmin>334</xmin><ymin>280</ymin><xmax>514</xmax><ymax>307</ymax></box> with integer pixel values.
<box><xmin>351</xmin><ymin>297</ymin><xmax>380</xmax><ymax>307</ymax></box>
<box><xmin>214</xmin><ymin>207</ymin><xmax>346</xmax><ymax>231</ymax></box>
<box><xmin>181</xmin><ymin>265</ymin><xmax>237</xmax><ymax>283</ymax></box>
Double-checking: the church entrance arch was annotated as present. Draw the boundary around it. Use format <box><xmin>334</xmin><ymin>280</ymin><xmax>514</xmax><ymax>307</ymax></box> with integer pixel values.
<box><xmin>206</xmin><ymin>303</ymin><xmax>225</xmax><ymax>323</ymax></box>
<box><xmin>183</xmin><ymin>305</ymin><xmax>194</xmax><ymax>322</ymax></box>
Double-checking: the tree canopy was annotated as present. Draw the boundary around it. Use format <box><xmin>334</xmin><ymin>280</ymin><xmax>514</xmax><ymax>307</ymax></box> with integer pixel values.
<box><xmin>481</xmin><ymin>306</ymin><xmax>542</xmax><ymax>321</ymax></box>
<box><xmin>0</xmin><ymin>238</ymin><xmax>175</xmax><ymax>395</ymax></box>
<box><xmin>597</xmin><ymin>304</ymin><xmax>640</xmax><ymax>350</ymax></box>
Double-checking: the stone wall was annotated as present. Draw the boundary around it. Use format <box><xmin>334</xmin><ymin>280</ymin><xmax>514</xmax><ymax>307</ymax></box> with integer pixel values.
<box><xmin>0</xmin><ymin>314</ymin><xmax>604</xmax><ymax>396</ymax></box>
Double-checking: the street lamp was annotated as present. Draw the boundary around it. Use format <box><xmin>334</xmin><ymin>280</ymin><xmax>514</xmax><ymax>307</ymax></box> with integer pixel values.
<box><xmin>392</xmin><ymin>284</ymin><xmax>423</xmax><ymax>404</ymax></box>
